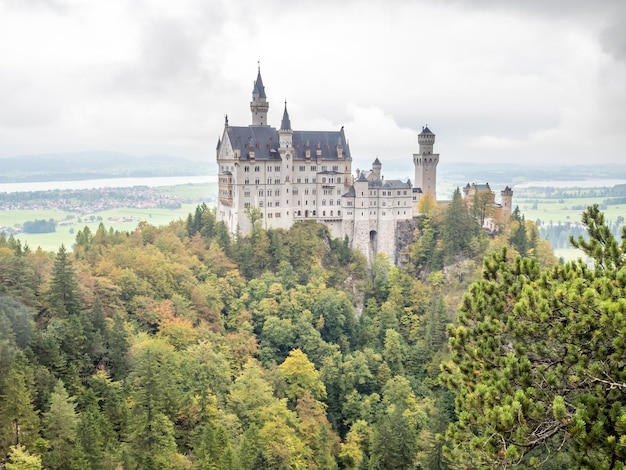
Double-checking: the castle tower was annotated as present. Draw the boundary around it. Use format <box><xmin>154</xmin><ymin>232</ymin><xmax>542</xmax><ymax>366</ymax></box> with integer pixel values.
<box><xmin>413</xmin><ymin>126</ymin><xmax>439</xmax><ymax>198</ymax></box>
<box><xmin>500</xmin><ymin>186</ymin><xmax>514</xmax><ymax>217</ymax></box>
<box><xmin>371</xmin><ymin>158</ymin><xmax>382</xmax><ymax>180</ymax></box>
<box><xmin>279</xmin><ymin>101</ymin><xmax>293</xmax><ymax>149</ymax></box>
<box><xmin>250</xmin><ymin>65</ymin><xmax>269</xmax><ymax>126</ymax></box>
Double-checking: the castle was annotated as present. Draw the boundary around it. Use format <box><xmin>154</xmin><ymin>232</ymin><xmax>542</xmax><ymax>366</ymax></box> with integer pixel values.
<box><xmin>216</xmin><ymin>67</ymin><xmax>510</xmax><ymax>263</ymax></box>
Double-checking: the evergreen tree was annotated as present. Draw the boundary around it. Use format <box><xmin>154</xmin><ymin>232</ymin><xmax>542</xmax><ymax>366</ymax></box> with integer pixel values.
<box><xmin>443</xmin><ymin>205</ymin><xmax>626</xmax><ymax>468</ymax></box>
<box><xmin>48</xmin><ymin>244</ymin><xmax>82</xmax><ymax>317</ymax></box>
<box><xmin>0</xmin><ymin>360</ymin><xmax>40</xmax><ymax>452</ymax></box>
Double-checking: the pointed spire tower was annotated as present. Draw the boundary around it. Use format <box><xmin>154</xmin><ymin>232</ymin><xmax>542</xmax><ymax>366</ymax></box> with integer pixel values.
<box><xmin>250</xmin><ymin>63</ymin><xmax>269</xmax><ymax>126</ymax></box>
<box><xmin>279</xmin><ymin>100</ymin><xmax>293</xmax><ymax>149</ymax></box>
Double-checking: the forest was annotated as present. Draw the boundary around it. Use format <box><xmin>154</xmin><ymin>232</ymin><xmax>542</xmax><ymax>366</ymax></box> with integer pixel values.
<box><xmin>1</xmin><ymin>189</ymin><xmax>624</xmax><ymax>469</ymax></box>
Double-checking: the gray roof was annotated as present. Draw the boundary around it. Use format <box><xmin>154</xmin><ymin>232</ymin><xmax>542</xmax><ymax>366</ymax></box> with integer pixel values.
<box><xmin>419</xmin><ymin>126</ymin><xmax>434</xmax><ymax>135</ymax></box>
<box><xmin>225</xmin><ymin>126</ymin><xmax>351</xmax><ymax>161</ymax></box>
<box><xmin>373</xmin><ymin>157</ymin><xmax>381</xmax><ymax>166</ymax></box>
<box><xmin>253</xmin><ymin>69</ymin><xmax>266</xmax><ymax>99</ymax></box>
<box><xmin>280</xmin><ymin>103</ymin><xmax>291</xmax><ymax>130</ymax></box>
<box><xmin>369</xmin><ymin>179</ymin><xmax>411</xmax><ymax>190</ymax></box>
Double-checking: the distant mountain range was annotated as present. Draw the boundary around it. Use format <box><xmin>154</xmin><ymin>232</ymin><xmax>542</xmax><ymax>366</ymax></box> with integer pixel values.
<box><xmin>1</xmin><ymin>152</ymin><xmax>625</xmax><ymax>185</ymax></box>
<box><xmin>438</xmin><ymin>162</ymin><xmax>626</xmax><ymax>186</ymax></box>
<box><xmin>0</xmin><ymin>152</ymin><xmax>209</xmax><ymax>183</ymax></box>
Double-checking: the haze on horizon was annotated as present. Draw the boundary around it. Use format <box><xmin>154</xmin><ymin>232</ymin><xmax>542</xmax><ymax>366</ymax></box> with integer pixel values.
<box><xmin>1</xmin><ymin>0</ymin><xmax>625</xmax><ymax>175</ymax></box>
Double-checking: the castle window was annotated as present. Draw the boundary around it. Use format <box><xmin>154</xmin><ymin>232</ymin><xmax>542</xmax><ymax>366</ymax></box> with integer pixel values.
<box><xmin>298</xmin><ymin>201</ymin><xmax>301</xmax><ymax>205</ymax></box>
<box><xmin>285</xmin><ymin>176</ymin><xmax>290</xmax><ymax>182</ymax></box>
<box><xmin>322</xmin><ymin>177</ymin><xmax>326</xmax><ymax>184</ymax></box>
<box><xmin>275</xmin><ymin>166</ymin><xmax>280</xmax><ymax>172</ymax></box>
<box><xmin>311</xmin><ymin>166</ymin><xmax>317</xmax><ymax>171</ymax></box>
<box><xmin>244</xmin><ymin>202</ymin><xmax>250</xmax><ymax>208</ymax></box>
<box><xmin>254</xmin><ymin>166</ymin><xmax>260</xmax><ymax>172</ymax></box>
<box><xmin>338</xmin><ymin>210</ymin><xmax>341</xmax><ymax>216</ymax></box>
<box><xmin>276</xmin><ymin>189</ymin><xmax>280</xmax><ymax>196</ymax></box>
<box><xmin>403</xmin><ymin>190</ymin><xmax>407</xmax><ymax>195</ymax></box>
<box><xmin>255</xmin><ymin>178</ymin><xmax>260</xmax><ymax>184</ymax></box>
<box><xmin>267</xmin><ymin>178</ymin><xmax>272</xmax><ymax>184</ymax></box>
<box><xmin>333</xmin><ymin>165</ymin><xmax>338</xmax><ymax>171</ymax></box>
<box><xmin>305</xmin><ymin>178</ymin><xmax>309</xmax><ymax>183</ymax></box>
<box><xmin>245</xmin><ymin>178</ymin><xmax>249</xmax><ymax>184</ymax></box>
<box><xmin>259</xmin><ymin>190</ymin><xmax>264</xmax><ymax>196</ymax></box>
<box><xmin>305</xmin><ymin>189</ymin><xmax>309</xmax><ymax>195</ymax></box>
<box><xmin>275</xmin><ymin>201</ymin><xmax>280</xmax><ymax>207</ymax></box>
<box><xmin>275</xmin><ymin>179</ymin><xmax>280</xmax><ymax>184</ymax></box>
<box><xmin>276</xmin><ymin>212</ymin><xmax>281</xmax><ymax>218</ymax></box>
<box><xmin>329</xmin><ymin>200</ymin><xmax>333</xmax><ymax>205</ymax></box>
<box><xmin>322</xmin><ymin>200</ymin><xmax>326</xmax><ymax>206</ymax></box>
<box><xmin>323</xmin><ymin>211</ymin><xmax>326</xmax><ymax>216</ymax></box>
<box><xmin>337</xmin><ymin>200</ymin><xmax>340</xmax><ymax>205</ymax></box>
<box><xmin>322</xmin><ymin>165</ymin><xmax>327</xmax><ymax>171</ymax></box>
<box><xmin>297</xmin><ymin>178</ymin><xmax>301</xmax><ymax>183</ymax></box>
<box><xmin>293</xmin><ymin>189</ymin><xmax>299</xmax><ymax>195</ymax></box>
<box><xmin>299</xmin><ymin>165</ymin><xmax>305</xmax><ymax>171</ymax></box>
<box><xmin>312</xmin><ymin>210</ymin><xmax>316</xmax><ymax>216</ymax></box>
<box><xmin>244</xmin><ymin>190</ymin><xmax>250</xmax><ymax>197</ymax></box>
<box><xmin>298</xmin><ymin>211</ymin><xmax>301</xmax><ymax>216</ymax></box>
<box><xmin>268</xmin><ymin>202</ymin><xmax>273</xmax><ymax>207</ymax></box>
<box><xmin>268</xmin><ymin>213</ymin><xmax>273</xmax><ymax>218</ymax></box>
<box><xmin>268</xmin><ymin>166</ymin><xmax>272</xmax><ymax>172</ymax></box>
<box><xmin>259</xmin><ymin>201</ymin><xmax>264</xmax><ymax>207</ymax></box>
<box><xmin>337</xmin><ymin>177</ymin><xmax>341</xmax><ymax>183</ymax></box>
<box><xmin>244</xmin><ymin>166</ymin><xmax>250</xmax><ymax>172</ymax></box>
<box><xmin>267</xmin><ymin>189</ymin><xmax>272</xmax><ymax>196</ymax></box>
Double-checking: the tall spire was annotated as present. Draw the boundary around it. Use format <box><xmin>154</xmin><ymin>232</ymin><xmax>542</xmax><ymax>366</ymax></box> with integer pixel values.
<box><xmin>250</xmin><ymin>62</ymin><xmax>269</xmax><ymax>125</ymax></box>
<box><xmin>252</xmin><ymin>61</ymin><xmax>266</xmax><ymax>99</ymax></box>
<box><xmin>280</xmin><ymin>100</ymin><xmax>291</xmax><ymax>130</ymax></box>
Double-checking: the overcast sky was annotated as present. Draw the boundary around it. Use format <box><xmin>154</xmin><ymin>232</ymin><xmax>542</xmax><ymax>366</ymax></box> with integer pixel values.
<box><xmin>1</xmin><ymin>0</ymin><xmax>625</xmax><ymax>175</ymax></box>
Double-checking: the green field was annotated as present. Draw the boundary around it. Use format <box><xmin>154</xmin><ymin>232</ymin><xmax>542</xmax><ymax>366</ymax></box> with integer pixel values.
<box><xmin>3</xmin><ymin>204</ymin><xmax>205</xmax><ymax>252</ymax></box>
<box><xmin>1</xmin><ymin>183</ymin><xmax>216</xmax><ymax>252</ymax></box>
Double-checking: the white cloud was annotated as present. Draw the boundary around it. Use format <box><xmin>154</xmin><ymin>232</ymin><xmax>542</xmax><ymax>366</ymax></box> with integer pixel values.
<box><xmin>0</xmin><ymin>0</ymin><xmax>625</xmax><ymax>167</ymax></box>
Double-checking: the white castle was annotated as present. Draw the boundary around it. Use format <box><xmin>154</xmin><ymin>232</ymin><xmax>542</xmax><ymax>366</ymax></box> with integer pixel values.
<box><xmin>216</xmin><ymin>67</ymin><xmax>443</xmax><ymax>263</ymax></box>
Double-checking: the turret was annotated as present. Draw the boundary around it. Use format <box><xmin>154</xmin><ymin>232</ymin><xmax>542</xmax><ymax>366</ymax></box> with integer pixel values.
<box><xmin>500</xmin><ymin>186</ymin><xmax>514</xmax><ymax>217</ymax></box>
<box><xmin>418</xmin><ymin>126</ymin><xmax>435</xmax><ymax>154</ymax></box>
<box><xmin>372</xmin><ymin>158</ymin><xmax>382</xmax><ymax>181</ymax></box>
<box><xmin>250</xmin><ymin>65</ymin><xmax>269</xmax><ymax>126</ymax></box>
<box><xmin>413</xmin><ymin>125</ymin><xmax>439</xmax><ymax>198</ymax></box>
<box><xmin>279</xmin><ymin>101</ymin><xmax>293</xmax><ymax>149</ymax></box>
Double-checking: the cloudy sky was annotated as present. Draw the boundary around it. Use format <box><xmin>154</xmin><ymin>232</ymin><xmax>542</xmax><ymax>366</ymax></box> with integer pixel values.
<box><xmin>1</xmin><ymin>0</ymin><xmax>625</xmax><ymax>175</ymax></box>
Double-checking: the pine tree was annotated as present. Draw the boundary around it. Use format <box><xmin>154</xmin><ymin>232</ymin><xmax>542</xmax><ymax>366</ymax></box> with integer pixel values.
<box><xmin>48</xmin><ymin>244</ymin><xmax>82</xmax><ymax>317</ymax></box>
<box><xmin>443</xmin><ymin>205</ymin><xmax>626</xmax><ymax>468</ymax></box>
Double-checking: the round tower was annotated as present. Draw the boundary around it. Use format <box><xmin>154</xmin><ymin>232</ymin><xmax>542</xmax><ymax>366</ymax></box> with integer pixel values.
<box><xmin>500</xmin><ymin>186</ymin><xmax>514</xmax><ymax>217</ymax></box>
<box><xmin>250</xmin><ymin>65</ymin><xmax>269</xmax><ymax>126</ymax></box>
<box><xmin>372</xmin><ymin>158</ymin><xmax>382</xmax><ymax>180</ymax></box>
<box><xmin>413</xmin><ymin>125</ymin><xmax>439</xmax><ymax>198</ymax></box>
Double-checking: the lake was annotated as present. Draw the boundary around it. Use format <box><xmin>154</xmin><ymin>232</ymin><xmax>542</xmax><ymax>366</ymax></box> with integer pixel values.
<box><xmin>0</xmin><ymin>175</ymin><xmax>217</xmax><ymax>194</ymax></box>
